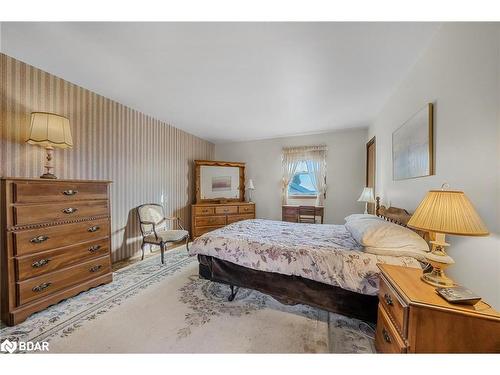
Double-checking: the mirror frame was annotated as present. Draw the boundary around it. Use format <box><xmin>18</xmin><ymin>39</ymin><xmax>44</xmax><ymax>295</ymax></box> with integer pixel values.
<box><xmin>195</xmin><ymin>160</ymin><xmax>246</xmax><ymax>204</ymax></box>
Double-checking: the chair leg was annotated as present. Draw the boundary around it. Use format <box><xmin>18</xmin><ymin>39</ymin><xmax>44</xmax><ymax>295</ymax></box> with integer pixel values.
<box><xmin>149</xmin><ymin>244</ymin><xmax>154</xmax><ymax>253</ymax></box>
<box><xmin>160</xmin><ymin>243</ymin><xmax>165</xmax><ymax>264</ymax></box>
<box><xmin>185</xmin><ymin>236</ymin><xmax>190</xmax><ymax>252</ymax></box>
<box><xmin>141</xmin><ymin>243</ymin><xmax>146</xmax><ymax>260</ymax></box>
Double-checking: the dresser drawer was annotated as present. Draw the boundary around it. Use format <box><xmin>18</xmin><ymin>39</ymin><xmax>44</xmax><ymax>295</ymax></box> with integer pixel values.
<box><xmin>215</xmin><ymin>206</ymin><xmax>238</xmax><ymax>215</ymax></box>
<box><xmin>16</xmin><ymin>255</ymin><xmax>111</xmax><ymax>305</ymax></box>
<box><xmin>194</xmin><ymin>225</ymin><xmax>224</xmax><ymax>237</ymax></box>
<box><xmin>282</xmin><ymin>215</ymin><xmax>297</xmax><ymax>223</ymax></box>
<box><xmin>282</xmin><ymin>206</ymin><xmax>297</xmax><ymax>216</ymax></box>
<box><xmin>379</xmin><ymin>275</ymin><xmax>407</xmax><ymax>336</ymax></box>
<box><xmin>194</xmin><ymin>206</ymin><xmax>215</xmax><ymax>216</ymax></box>
<box><xmin>14</xmin><ymin>200</ymin><xmax>108</xmax><ymax>227</ymax></box>
<box><xmin>15</xmin><ymin>238</ymin><xmax>110</xmax><ymax>281</ymax></box>
<box><xmin>375</xmin><ymin>306</ymin><xmax>407</xmax><ymax>353</ymax></box>
<box><xmin>227</xmin><ymin>214</ymin><xmax>254</xmax><ymax>224</ymax></box>
<box><xmin>238</xmin><ymin>205</ymin><xmax>254</xmax><ymax>214</ymax></box>
<box><xmin>13</xmin><ymin>218</ymin><xmax>110</xmax><ymax>256</ymax></box>
<box><xmin>13</xmin><ymin>182</ymin><xmax>108</xmax><ymax>203</ymax></box>
<box><xmin>195</xmin><ymin>216</ymin><xmax>226</xmax><ymax>227</ymax></box>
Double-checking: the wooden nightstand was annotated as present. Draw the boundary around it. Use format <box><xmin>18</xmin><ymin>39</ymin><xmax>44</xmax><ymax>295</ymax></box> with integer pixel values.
<box><xmin>375</xmin><ymin>264</ymin><xmax>500</xmax><ymax>353</ymax></box>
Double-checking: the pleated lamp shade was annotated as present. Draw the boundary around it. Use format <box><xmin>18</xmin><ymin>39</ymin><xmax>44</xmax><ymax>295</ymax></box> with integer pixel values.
<box><xmin>407</xmin><ymin>190</ymin><xmax>489</xmax><ymax>236</ymax></box>
<box><xmin>357</xmin><ymin>187</ymin><xmax>375</xmax><ymax>203</ymax></box>
<box><xmin>27</xmin><ymin>112</ymin><xmax>73</xmax><ymax>149</ymax></box>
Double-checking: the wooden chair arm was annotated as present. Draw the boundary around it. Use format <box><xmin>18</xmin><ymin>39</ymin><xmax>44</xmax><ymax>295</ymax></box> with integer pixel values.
<box><xmin>140</xmin><ymin>219</ymin><xmax>166</xmax><ymax>240</ymax></box>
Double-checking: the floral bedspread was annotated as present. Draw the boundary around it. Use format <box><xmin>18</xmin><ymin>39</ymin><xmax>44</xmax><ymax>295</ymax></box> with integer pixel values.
<box><xmin>189</xmin><ymin>219</ymin><xmax>422</xmax><ymax>296</ymax></box>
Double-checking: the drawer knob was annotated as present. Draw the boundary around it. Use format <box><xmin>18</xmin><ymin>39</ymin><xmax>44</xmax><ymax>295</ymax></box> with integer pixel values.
<box><xmin>384</xmin><ymin>293</ymin><xmax>393</xmax><ymax>306</ymax></box>
<box><xmin>382</xmin><ymin>328</ymin><xmax>392</xmax><ymax>343</ymax></box>
<box><xmin>32</xmin><ymin>282</ymin><xmax>52</xmax><ymax>293</ymax></box>
<box><xmin>63</xmin><ymin>189</ymin><xmax>78</xmax><ymax>196</ymax></box>
<box><xmin>89</xmin><ymin>265</ymin><xmax>102</xmax><ymax>273</ymax></box>
<box><xmin>62</xmin><ymin>207</ymin><xmax>78</xmax><ymax>214</ymax></box>
<box><xmin>31</xmin><ymin>259</ymin><xmax>51</xmax><ymax>268</ymax></box>
<box><xmin>88</xmin><ymin>245</ymin><xmax>102</xmax><ymax>253</ymax></box>
<box><xmin>88</xmin><ymin>225</ymin><xmax>100</xmax><ymax>232</ymax></box>
<box><xmin>30</xmin><ymin>235</ymin><xmax>49</xmax><ymax>244</ymax></box>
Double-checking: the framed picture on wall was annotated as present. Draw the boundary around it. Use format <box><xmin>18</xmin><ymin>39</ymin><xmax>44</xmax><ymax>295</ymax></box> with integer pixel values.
<box><xmin>392</xmin><ymin>103</ymin><xmax>434</xmax><ymax>180</ymax></box>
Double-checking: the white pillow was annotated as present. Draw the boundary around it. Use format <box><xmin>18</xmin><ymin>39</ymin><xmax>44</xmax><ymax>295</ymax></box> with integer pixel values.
<box><xmin>345</xmin><ymin>218</ymin><xmax>429</xmax><ymax>261</ymax></box>
<box><xmin>344</xmin><ymin>213</ymin><xmax>382</xmax><ymax>223</ymax></box>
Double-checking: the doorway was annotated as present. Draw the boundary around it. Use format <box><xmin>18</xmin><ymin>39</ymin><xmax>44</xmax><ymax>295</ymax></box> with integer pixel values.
<box><xmin>366</xmin><ymin>136</ymin><xmax>376</xmax><ymax>214</ymax></box>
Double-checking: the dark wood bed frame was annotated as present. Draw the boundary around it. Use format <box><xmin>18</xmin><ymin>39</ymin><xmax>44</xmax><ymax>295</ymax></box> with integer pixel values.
<box><xmin>197</xmin><ymin>197</ymin><xmax>417</xmax><ymax>323</ymax></box>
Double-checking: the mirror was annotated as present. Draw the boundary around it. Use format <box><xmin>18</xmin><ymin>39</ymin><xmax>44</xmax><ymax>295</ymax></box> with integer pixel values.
<box><xmin>195</xmin><ymin>160</ymin><xmax>245</xmax><ymax>203</ymax></box>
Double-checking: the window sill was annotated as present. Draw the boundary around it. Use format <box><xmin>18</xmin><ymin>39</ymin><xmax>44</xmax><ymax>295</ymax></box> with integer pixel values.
<box><xmin>288</xmin><ymin>195</ymin><xmax>318</xmax><ymax>200</ymax></box>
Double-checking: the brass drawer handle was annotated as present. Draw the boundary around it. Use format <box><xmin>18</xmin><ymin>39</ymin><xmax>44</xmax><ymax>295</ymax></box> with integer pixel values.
<box><xmin>89</xmin><ymin>265</ymin><xmax>102</xmax><ymax>273</ymax></box>
<box><xmin>382</xmin><ymin>328</ymin><xmax>392</xmax><ymax>343</ymax></box>
<box><xmin>32</xmin><ymin>282</ymin><xmax>52</xmax><ymax>293</ymax></box>
<box><xmin>63</xmin><ymin>189</ymin><xmax>78</xmax><ymax>196</ymax></box>
<box><xmin>384</xmin><ymin>293</ymin><xmax>393</xmax><ymax>306</ymax></box>
<box><xmin>88</xmin><ymin>225</ymin><xmax>100</xmax><ymax>232</ymax></box>
<box><xmin>30</xmin><ymin>235</ymin><xmax>49</xmax><ymax>244</ymax></box>
<box><xmin>88</xmin><ymin>245</ymin><xmax>102</xmax><ymax>253</ymax></box>
<box><xmin>62</xmin><ymin>207</ymin><xmax>78</xmax><ymax>214</ymax></box>
<box><xmin>31</xmin><ymin>259</ymin><xmax>50</xmax><ymax>268</ymax></box>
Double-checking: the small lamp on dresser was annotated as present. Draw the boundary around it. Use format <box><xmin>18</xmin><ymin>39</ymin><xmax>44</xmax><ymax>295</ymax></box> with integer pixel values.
<box><xmin>407</xmin><ymin>185</ymin><xmax>489</xmax><ymax>287</ymax></box>
<box><xmin>26</xmin><ymin>112</ymin><xmax>73</xmax><ymax>179</ymax></box>
<box><xmin>247</xmin><ymin>179</ymin><xmax>255</xmax><ymax>203</ymax></box>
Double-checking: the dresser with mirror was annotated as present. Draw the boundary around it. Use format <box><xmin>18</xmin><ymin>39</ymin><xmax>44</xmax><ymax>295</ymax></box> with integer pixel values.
<box><xmin>191</xmin><ymin>160</ymin><xmax>255</xmax><ymax>238</ymax></box>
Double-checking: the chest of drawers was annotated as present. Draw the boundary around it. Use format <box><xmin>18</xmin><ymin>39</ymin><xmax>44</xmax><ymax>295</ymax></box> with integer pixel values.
<box><xmin>0</xmin><ymin>178</ymin><xmax>113</xmax><ymax>326</ymax></box>
<box><xmin>191</xmin><ymin>202</ymin><xmax>256</xmax><ymax>238</ymax></box>
<box><xmin>375</xmin><ymin>264</ymin><xmax>500</xmax><ymax>353</ymax></box>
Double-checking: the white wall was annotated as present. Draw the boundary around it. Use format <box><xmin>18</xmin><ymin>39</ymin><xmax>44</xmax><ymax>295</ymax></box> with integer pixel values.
<box><xmin>215</xmin><ymin>128</ymin><xmax>368</xmax><ymax>225</ymax></box>
<box><xmin>369</xmin><ymin>23</ymin><xmax>500</xmax><ymax>308</ymax></box>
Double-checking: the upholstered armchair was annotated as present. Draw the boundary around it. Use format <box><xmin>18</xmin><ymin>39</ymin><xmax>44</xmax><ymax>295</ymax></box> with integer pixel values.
<box><xmin>137</xmin><ymin>204</ymin><xmax>189</xmax><ymax>264</ymax></box>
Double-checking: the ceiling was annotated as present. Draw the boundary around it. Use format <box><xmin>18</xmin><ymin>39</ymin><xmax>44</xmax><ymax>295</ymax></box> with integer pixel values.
<box><xmin>0</xmin><ymin>22</ymin><xmax>440</xmax><ymax>143</ymax></box>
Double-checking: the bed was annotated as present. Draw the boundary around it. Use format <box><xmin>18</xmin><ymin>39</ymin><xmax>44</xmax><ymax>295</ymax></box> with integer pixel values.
<box><xmin>188</xmin><ymin>201</ymin><xmax>427</xmax><ymax>322</ymax></box>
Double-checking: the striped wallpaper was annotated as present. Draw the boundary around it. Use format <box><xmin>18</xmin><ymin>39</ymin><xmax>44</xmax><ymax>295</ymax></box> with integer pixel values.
<box><xmin>0</xmin><ymin>53</ymin><xmax>215</xmax><ymax>262</ymax></box>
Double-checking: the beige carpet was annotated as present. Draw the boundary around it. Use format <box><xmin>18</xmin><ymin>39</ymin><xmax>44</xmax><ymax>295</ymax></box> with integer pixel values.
<box><xmin>1</xmin><ymin>246</ymin><xmax>375</xmax><ymax>353</ymax></box>
<box><xmin>47</xmin><ymin>260</ymin><xmax>329</xmax><ymax>353</ymax></box>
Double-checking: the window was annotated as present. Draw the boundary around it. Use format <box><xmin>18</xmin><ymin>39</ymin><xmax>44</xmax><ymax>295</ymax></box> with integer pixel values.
<box><xmin>288</xmin><ymin>161</ymin><xmax>318</xmax><ymax>197</ymax></box>
<box><xmin>282</xmin><ymin>145</ymin><xmax>327</xmax><ymax>205</ymax></box>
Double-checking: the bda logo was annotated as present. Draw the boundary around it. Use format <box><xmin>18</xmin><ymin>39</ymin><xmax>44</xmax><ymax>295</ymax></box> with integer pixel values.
<box><xmin>1</xmin><ymin>339</ymin><xmax>17</xmax><ymax>353</ymax></box>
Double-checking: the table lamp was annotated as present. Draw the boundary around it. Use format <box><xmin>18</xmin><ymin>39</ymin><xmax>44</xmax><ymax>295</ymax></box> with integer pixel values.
<box><xmin>247</xmin><ymin>179</ymin><xmax>255</xmax><ymax>203</ymax></box>
<box><xmin>26</xmin><ymin>112</ymin><xmax>73</xmax><ymax>179</ymax></box>
<box><xmin>357</xmin><ymin>187</ymin><xmax>375</xmax><ymax>214</ymax></box>
<box><xmin>407</xmin><ymin>186</ymin><xmax>489</xmax><ymax>287</ymax></box>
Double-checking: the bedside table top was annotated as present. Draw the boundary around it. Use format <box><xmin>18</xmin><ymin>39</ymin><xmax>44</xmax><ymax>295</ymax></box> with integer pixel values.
<box><xmin>378</xmin><ymin>264</ymin><xmax>500</xmax><ymax>320</ymax></box>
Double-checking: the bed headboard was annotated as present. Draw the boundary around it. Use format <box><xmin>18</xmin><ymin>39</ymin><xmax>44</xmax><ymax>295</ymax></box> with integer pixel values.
<box><xmin>375</xmin><ymin>196</ymin><xmax>412</xmax><ymax>226</ymax></box>
<box><xmin>375</xmin><ymin>196</ymin><xmax>429</xmax><ymax>241</ymax></box>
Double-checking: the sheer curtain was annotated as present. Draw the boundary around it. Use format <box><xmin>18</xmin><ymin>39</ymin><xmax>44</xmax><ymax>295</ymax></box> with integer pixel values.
<box><xmin>281</xmin><ymin>153</ymin><xmax>300</xmax><ymax>205</ymax></box>
<box><xmin>307</xmin><ymin>157</ymin><xmax>327</xmax><ymax>206</ymax></box>
<box><xmin>282</xmin><ymin>145</ymin><xmax>327</xmax><ymax>205</ymax></box>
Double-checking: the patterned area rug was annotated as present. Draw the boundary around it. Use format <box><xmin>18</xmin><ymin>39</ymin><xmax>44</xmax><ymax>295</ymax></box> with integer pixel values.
<box><xmin>0</xmin><ymin>246</ymin><xmax>375</xmax><ymax>353</ymax></box>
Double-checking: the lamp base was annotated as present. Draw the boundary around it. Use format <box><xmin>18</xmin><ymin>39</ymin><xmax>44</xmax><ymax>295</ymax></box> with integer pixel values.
<box><xmin>421</xmin><ymin>265</ymin><xmax>455</xmax><ymax>287</ymax></box>
<box><xmin>420</xmin><ymin>232</ymin><xmax>455</xmax><ymax>287</ymax></box>
<box><xmin>40</xmin><ymin>172</ymin><xmax>57</xmax><ymax>179</ymax></box>
<box><xmin>40</xmin><ymin>146</ymin><xmax>58</xmax><ymax>179</ymax></box>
